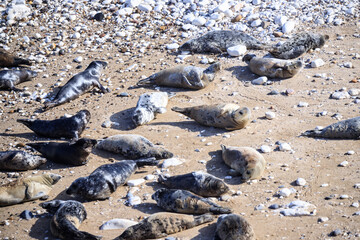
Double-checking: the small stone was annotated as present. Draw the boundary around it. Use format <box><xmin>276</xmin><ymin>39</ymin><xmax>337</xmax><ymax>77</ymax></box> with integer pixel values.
<box><xmin>118</xmin><ymin>92</ymin><xmax>130</xmax><ymax>97</ymax></box>
<box><xmin>318</xmin><ymin>217</ymin><xmax>329</xmax><ymax>223</ymax></box>
<box><xmin>282</xmin><ymin>21</ymin><xmax>296</xmax><ymax>34</ymax></box>
<box><xmin>338</xmin><ymin>161</ymin><xmax>348</xmax><ymax>167</ymax></box>
<box><xmin>162</xmin><ymin>158</ymin><xmax>184</xmax><ymax>168</ymax></box>
<box><xmin>273</xmin><ymin>32</ymin><xmax>283</xmax><ymax>37</ymax></box>
<box><xmin>330</xmin><ymin>229</ymin><xmax>342</xmax><ymax>237</ymax></box>
<box><xmin>339</xmin><ymin>195</ymin><xmax>349</xmax><ymax>199</ymax></box>
<box><xmin>265</xmin><ymin>111</ymin><xmax>276</xmax><ymax>120</ymax></box>
<box><xmin>350</xmin><ymin>202</ymin><xmax>359</xmax><ymax>208</ymax></box>
<box><xmin>260</xmin><ymin>145</ymin><xmax>271</xmax><ymax>153</ymax></box>
<box><xmin>252</xmin><ymin>76</ymin><xmax>267</xmax><ymax>85</ymax></box>
<box><xmin>269</xmin><ymin>204</ymin><xmax>280</xmax><ymax>209</ymax></box>
<box><xmin>138</xmin><ymin>4</ymin><xmax>152</xmax><ymax>12</ymax></box>
<box><xmin>279</xmin><ymin>143</ymin><xmax>292</xmax><ymax>151</ymax></box>
<box><xmin>220</xmin><ymin>194</ymin><xmax>231</xmax><ymax>201</ymax></box>
<box><xmin>354</xmin><ymin>183</ymin><xmax>360</xmax><ymax>189</ymax></box>
<box><xmin>279</xmin><ymin>188</ymin><xmax>292</xmax><ymax>197</ymax></box>
<box><xmin>74</xmin><ymin>56</ymin><xmax>83</xmax><ymax>63</ymax></box>
<box><xmin>166</xmin><ymin>43</ymin><xmax>179</xmax><ymax>50</ymax></box>
<box><xmin>311</xmin><ymin>59</ymin><xmax>325</xmax><ymax>68</ymax></box>
<box><xmin>331</xmin><ymin>91</ymin><xmax>350</xmax><ymax>99</ymax></box>
<box><xmin>251</xmin><ymin>19</ymin><xmax>262</xmax><ymax>27</ymax></box>
<box><xmin>192</xmin><ymin>17</ymin><xmax>206</xmax><ymax>26</ymax></box>
<box><xmin>295</xmin><ymin>178</ymin><xmax>306</xmax><ymax>186</ymax></box>
<box><xmin>227</xmin><ymin>45</ymin><xmax>247</xmax><ymax>57</ymax></box>
<box><xmin>298</xmin><ymin>101</ymin><xmax>309</xmax><ymax>107</ymax></box>
<box><xmin>127</xmin><ymin>179</ymin><xmax>145</xmax><ymax>187</ymax></box>
<box><xmin>127</xmin><ymin>195</ymin><xmax>141</xmax><ymax>206</ymax></box>
<box><xmin>346</xmin><ymin>150</ymin><xmax>355</xmax><ymax>155</ymax></box>
<box><xmin>286</xmin><ymin>89</ymin><xmax>295</xmax><ymax>96</ymax></box>
<box><xmin>101</xmin><ymin>120</ymin><xmax>112</xmax><ymax>128</ymax></box>
<box><xmin>348</xmin><ymin>89</ymin><xmax>360</xmax><ymax>96</ymax></box>
<box><xmin>268</xmin><ymin>90</ymin><xmax>279</xmax><ymax>95</ymax></box>
<box><xmin>145</xmin><ymin>175</ymin><xmax>155</xmax><ymax>180</ymax></box>
<box><xmin>93</xmin><ymin>12</ymin><xmax>104</xmax><ymax>21</ymax></box>
<box><xmin>100</xmin><ymin>219</ymin><xmax>137</xmax><ymax>230</ymax></box>
<box><xmin>254</xmin><ymin>204</ymin><xmax>265</xmax><ymax>210</ymax></box>
<box><xmin>20</xmin><ymin>210</ymin><xmax>34</xmax><ymax>220</ymax></box>
<box><xmin>231</xmin><ymin>14</ymin><xmax>242</xmax><ymax>23</ymax></box>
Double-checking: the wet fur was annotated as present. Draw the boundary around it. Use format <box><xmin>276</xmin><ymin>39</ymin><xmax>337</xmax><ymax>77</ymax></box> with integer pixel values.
<box><xmin>0</xmin><ymin>151</ymin><xmax>46</xmax><ymax>171</ymax></box>
<box><xmin>214</xmin><ymin>214</ymin><xmax>255</xmax><ymax>240</ymax></box>
<box><xmin>0</xmin><ymin>69</ymin><xmax>37</xmax><ymax>91</ymax></box>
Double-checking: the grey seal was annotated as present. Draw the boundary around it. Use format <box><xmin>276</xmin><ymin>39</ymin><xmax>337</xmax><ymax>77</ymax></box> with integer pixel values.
<box><xmin>0</xmin><ymin>48</ymin><xmax>31</xmax><ymax>67</ymax></box>
<box><xmin>158</xmin><ymin>171</ymin><xmax>230</xmax><ymax>197</ymax></box>
<box><xmin>136</xmin><ymin>62</ymin><xmax>221</xmax><ymax>90</ymax></box>
<box><xmin>96</xmin><ymin>134</ymin><xmax>173</xmax><ymax>160</ymax></box>
<box><xmin>44</xmin><ymin>61</ymin><xmax>109</xmax><ymax>109</ymax></box>
<box><xmin>114</xmin><ymin>212</ymin><xmax>214</xmax><ymax>240</ymax></box>
<box><xmin>27</xmin><ymin>138</ymin><xmax>97</xmax><ymax>166</ymax></box>
<box><xmin>40</xmin><ymin>200</ymin><xmax>102</xmax><ymax>240</ymax></box>
<box><xmin>17</xmin><ymin>109</ymin><xmax>90</xmax><ymax>141</ymax></box>
<box><xmin>0</xmin><ymin>151</ymin><xmax>47</xmax><ymax>171</ymax></box>
<box><xmin>0</xmin><ymin>69</ymin><xmax>37</xmax><ymax>91</ymax></box>
<box><xmin>66</xmin><ymin>158</ymin><xmax>159</xmax><ymax>200</ymax></box>
<box><xmin>214</xmin><ymin>214</ymin><xmax>255</xmax><ymax>240</ymax></box>
<box><xmin>152</xmin><ymin>188</ymin><xmax>232</xmax><ymax>214</ymax></box>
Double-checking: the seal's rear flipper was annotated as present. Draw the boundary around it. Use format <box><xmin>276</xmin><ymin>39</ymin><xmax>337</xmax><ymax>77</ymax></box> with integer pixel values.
<box><xmin>136</xmin><ymin>77</ymin><xmax>155</xmax><ymax>86</ymax></box>
<box><xmin>301</xmin><ymin>130</ymin><xmax>322</xmax><ymax>138</ymax></box>
<box><xmin>205</xmin><ymin>62</ymin><xmax>221</xmax><ymax>73</ymax></box>
<box><xmin>193</xmin><ymin>213</ymin><xmax>214</xmax><ymax>226</ymax></box>
<box><xmin>210</xmin><ymin>206</ymin><xmax>232</xmax><ymax>214</ymax></box>
<box><xmin>14</xmin><ymin>57</ymin><xmax>31</xmax><ymax>66</ymax></box>
<box><xmin>157</xmin><ymin>174</ymin><xmax>168</xmax><ymax>184</ymax></box>
<box><xmin>17</xmin><ymin>119</ymin><xmax>34</xmax><ymax>129</ymax></box>
<box><xmin>134</xmin><ymin>157</ymin><xmax>159</xmax><ymax>167</ymax></box>
<box><xmin>26</xmin><ymin>142</ymin><xmax>45</xmax><ymax>153</ymax></box>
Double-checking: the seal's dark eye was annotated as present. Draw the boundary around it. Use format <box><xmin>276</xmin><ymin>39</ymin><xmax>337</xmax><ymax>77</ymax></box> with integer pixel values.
<box><xmin>246</xmin><ymin>170</ymin><xmax>251</xmax><ymax>175</ymax></box>
<box><xmin>239</xmin><ymin>110</ymin><xmax>243</xmax><ymax>115</ymax></box>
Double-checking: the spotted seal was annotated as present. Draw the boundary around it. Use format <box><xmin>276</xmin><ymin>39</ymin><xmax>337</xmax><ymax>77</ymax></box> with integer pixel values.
<box><xmin>136</xmin><ymin>62</ymin><xmax>221</xmax><ymax>90</ymax></box>
<box><xmin>66</xmin><ymin>158</ymin><xmax>159</xmax><ymax>200</ymax></box>
<box><xmin>214</xmin><ymin>214</ymin><xmax>255</xmax><ymax>240</ymax></box>
<box><xmin>96</xmin><ymin>134</ymin><xmax>173</xmax><ymax>160</ymax></box>
<box><xmin>242</xmin><ymin>54</ymin><xmax>303</xmax><ymax>79</ymax></box>
<box><xmin>44</xmin><ymin>61</ymin><xmax>109</xmax><ymax>109</ymax></box>
<box><xmin>172</xmin><ymin>103</ymin><xmax>251</xmax><ymax>130</ymax></box>
<box><xmin>27</xmin><ymin>138</ymin><xmax>97</xmax><ymax>166</ymax></box>
<box><xmin>17</xmin><ymin>109</ymin><xmax>90</xmax><ymax>141</ymax></box>
<box><xmin>269</xmin><ymin>32</ymin><xmax>329</xmax><ymax>59</ymax></box>
<box><xmin>40</xmin><ymin>200</ymin><xmax>102</xmax><ymax>240</ymax></box>
<box><xmin>0</xmin><ymin>173</ymin><xmax>61</xmax><ymax>206</ymax></box>
<box><xmin>179</xmin><ymin>30</ymin><xmax>267</xmax><ymax>54</ymax></box>
<box><xmin>221</xmin><ymin>145</ymin><xmax>266</xmax><ymax>180</ymax></box>
<box><xmin>0</xmin><ymin>151</ymin><xmax>47</xmax><ymax>171</ymax></box>
<box><xmin>0</xmin><ymin>69</ymin><xmax>37</xmax><ymax>91</ymax></box>
<box><xmin>0</xmin><ymin>49</ymin><xmax>31</xmax><ymax>67</ymax></box>
<box><xmin>158</xmin><ymin>171</ymin><xmax>230</xmax><ymax>197</ymax></box>
<box><xmin>114</xmin><ymin>212</ymin><xmax>214</xmax><ymax>240</ymax></box>
<box><xmin>301</xmin><ymin>116</ymin><xmax>360</xmax><ymax>139</ymax></box>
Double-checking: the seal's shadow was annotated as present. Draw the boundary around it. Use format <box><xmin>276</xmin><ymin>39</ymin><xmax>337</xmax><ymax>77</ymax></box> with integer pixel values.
<box><xmin>226</xmin><ymin>66</ymin><xmax>255</xmax><ymax>82</ymax></box>
<box><xmin>191</xmin><ymin>222</ymin><xmax>217</xmax><ymax>240</ymax></box>
<box><xmin>0</xmin><ymin>132</ymin><xmax>40</xmax><ymax>141</ymax></box>
<box><xmin>133</xmin><ymin>202</ymin><xmax>163</xmax><ymax>214</ymax></box>
<box><xmin>29</xmin><ymin>214</ymin><xmax>54</xmax><ymax>240</ymax></box>
<box><xmin>91</xmin><ymin>148</ymin><xmax>128</xmax><ymax>161</ymax></box>
<box><xmin>109</xmin><ymin>108</ymin><xmax>135</xmax><ymax>131</ymax></box>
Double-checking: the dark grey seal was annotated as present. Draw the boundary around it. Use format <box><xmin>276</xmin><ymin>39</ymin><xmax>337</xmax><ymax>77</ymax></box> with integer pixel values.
<box><xmin>40</xmin><ymin>200</ymin><xmax>102</xmax><ymax>240</ymax></box>
<box><xmin>0</xmin><ymin>49</ymin><xmax>31</xmax><ymax>67</ymax></box>
<box><xmin>0</xmin><ymin>151</ymin><xmax>46</xmax><ymax>171</ymax></box>
<box><xmin>214</xmin><ymin>214</ymin><xmax>255</xmax><ymax>240</ymax></box>
<box><xmin>0</xmin><ymin>69</ymin><xmax>37</xmax><ymax>91</ymax></box>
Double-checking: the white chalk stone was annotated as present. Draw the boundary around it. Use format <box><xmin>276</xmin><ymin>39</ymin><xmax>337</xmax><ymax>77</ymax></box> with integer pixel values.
<box><xmin>100</xmin><ymin>219</ymin><xmax>138</xmax><ymax>230</ymax></box>
<box><xmin>127</xmin><ymin>195</ymin><xmax>141</xmax><ymax>206</ymax></box>
<box><xmin>162</xmin><ymin>158</ymin><xmax>184</xmax><ymax>168</ymax></box>
<box><xmin>348</xmin><ymin>89</ymin><xmax>360</xmax><ymax>96</ymax></box>
<box><xmin>252</xmin><ymin>76</ymin><xmax>268</xmax><ymax>85</ymax></box>
<box><xmin>227</xmin><ymin>45</ymin><xmax>247</xmax><ymax>57</ymax></box>
<box><xmin>298</xmin><ymin>101</ymin><xmax>309</xmax><ymax>107</ymax></box>
<box><xmin>279</xmin><ymin>143</ymin><xmax>292</xmax><ymax>151</ymax></box>
<box><xmin>126</xmin><ymin>0</ymin><xmax>141</xmax><ymax>8</ymax></box>
<box><xmin>275</xmin><ymin>16</ymin><xmax>288</xmax><ymax>26</ymax></box>
<box><xmin>296</xmin><ymin>178</ymin><xmax>307</xmax><ymax>186</ymax></box>
<box><xmin>311</xmin><ymin>59</ymin><xmax>325</xmax><ymax>68</ymax></box>
<box><xmin>282</xmin><ymin>21</ymin><xmax>296</xmax><ymax>34</ymax></box>
<box><xmin>260</xmin><ymin>145</ymin><xmax>271</xmax><ymax>153</ymax></box>
<box><xmin>331</xmin><ymin>91</ymin><xmax>350</xmax><ymax>99</ymax></box>
<box><xmin>192</xmin><ymin>17</ymin><xmax>206</xmax><ymax>26</ymax></box>
<box><xmin>166</xmin><ymin>43</ymin><xmax>179</xmax><ymax>50</ymax></box>
<box><xmin>338</xmin><ymin>161</ymin><xmax>348</xmax><ymax>167</ymax></box>
<box><xmin>73</xmin><ymin>56</ymin><xmax>83</xmax><ymax>63</ymax></box>
<box><xmin>265</xmin><ymin>111</ymin><xmax>276</xmax><ymax>120</ymax></box>
<box><xmin>138</xmin><ymin>4</ymin><xmax>152</xmax><ymax>12</ymax></box>
<box><xmin>279</xmin><ymin>188</ymin><xmax>292</xmax><ymax>197</ymax></box>
<box><xmin>251</xmin><ymin>19</ymin><xmax>262</xmax><ymax>27</ymax></box>
<box><xmin>127</xmin><ymin>179</ymin><xmax>145</xmax><ymax>187</ymax></box>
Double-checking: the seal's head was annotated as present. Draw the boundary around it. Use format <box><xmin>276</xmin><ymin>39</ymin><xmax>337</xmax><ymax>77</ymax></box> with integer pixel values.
<box><xmin>151</xmin><ymin>188</ymin><xmax>166</xmax><ymax>202</ymax></box>
<box><xmin>132</xmin><ymin>108</ymin><xmax>154</xmax><ymax>127</ymax></box>
<box><xmin>76</xmin><ymin>109</ymin><xmax>91</xmax><ymax>124</ymax></box>
<box><xmin>47</xmin><ymin>173</ymin><xmax>62</xmax><ymax>185</ymax></box>
<box><xmin>179</xmin><ymin>39</ymin><xmax>200</xmax><ymax>53</ymax></box>
<box><xmin>87</xmin><ymin>61</ymin><xmax>108</xmax><ymax>71</ymax></box>
<box><xmin>66</xmin><ymin>177</ymin><xmax>85</xmax><ymax>196</ymax></box>
<box><xmin>232</xmin><ymin>107</ymin><xmax>251</xmax><ymax>129</ymax></box>
<box><xmin>25</xmin><ymin>70</ymin><xmax>38</xmax><ymax>79</ymax></box>
<box><xmin>73</xmin><ymin>138</ymin><xmax>98</xmax><ymax>152</ymax></box>
<box><xmin>316</xmin><ymin>34</ymin><xmax>329</xmax><ymax>48</ymax></box>
<box><xmin>242</xmin><ymin>54</ymin><xmax>256</xmax><ymax>64</ymax></box>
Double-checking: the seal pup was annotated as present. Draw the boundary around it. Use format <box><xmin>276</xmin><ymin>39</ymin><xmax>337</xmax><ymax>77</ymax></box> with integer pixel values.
<box><xmin>214</xmin><ymin>214</ymin><xmax>255</xmax><ymax>240</ymax></box>
<box><xmin>27</xmin><ymin>138</ymin><xmax>97</xmax><ymax>166</ymax></box>
<box><xmin>269</xmin><ymin>32</ymin><xmax>329</xmax><ymax>59</ymax></box>
<box><xmin>172</xmin><ymin>103</ymin><xmax>251</xmax><ymax>130</ymax></box>
<box><xmin>114</xmin><ymin>212</ymin><xmax>214</xmax><ymax>240</ymax></box>
<box><xmin>242</xmin><ymin>54</ymin><xmax>303</xmax><ymax>79</ymax></box>
<box><xmin>44</xmin><ymin>61</ymin><xmax>109</xmax><ymax>109</ymax></box>
<box><xmin>158</xmin><ymin>171</ymin><xmax>230</xmax><ymax>197</ymax></box>
<box><xmin>152</xmin><ymin>188</ymin><xmax>232</xmax><ymax>214</ymax></box>
<box><xmin>17</xmin><ymin>109</ymin><xmax>90</xmax><ymax>141</ymax></box>
<box><xmin>136</xmin><ymin>62</ymin><xmax>221</xmax><ymax>90</ymax></box>
<box><xmin>0</xmin><ymin>69</ymin><xmax>37</xmax><ymax>91</ymax></box>
<box><xmin>179</xmin><ymin>30</ymin><xmax>267</xmax><ymax>54</ymax></box>
<box><xmin>221</xmin><ymin>145</ymin><xmax>266</xmax><ymax>180</ymax></box>
<box><xmin>40</xmin><ymin>200</ymin><xmax>102</xmax><ymax>240</ymax></box>
<box><xmin>301</xmin><ymin>116</ymin><xmax>360</xmax><ymax>139</ymax></box>
<box><xmin>0</xmin><ymin>49</ymin><xmax>31</xmax><ymax>67</ymax></box>
<box><xmin>66</xmin><ymin>158</ymin><xmax>159</xmax><ymax>200</ymax></box>
<box><xmin>96</xmin><ymin>134</ymin><xmax>173</xmax><ymax>160</ymax></box>
<box><xmin>0</xmin><ymin>151</ymin><xmax>47</xmax><ymax>171</ymax></box>
<box><xmin>0</xmin><ymin>173</ymin><xmax>61</xmax><ymax>206</ymax></box>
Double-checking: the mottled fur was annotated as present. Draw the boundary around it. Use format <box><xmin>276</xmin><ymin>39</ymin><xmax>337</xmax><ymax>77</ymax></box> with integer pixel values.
<box><xmin>0</xmin><ymin>69</ymin><xmax>37</xmax><ymax>91</ymax></box>
<box><xmin>0</xmin><ymin>49</ymin><xmax>31</xmax><ymax>67</ymax></box>
<box><xmin>214</xmin><ymin>214</ymin><xmax>255</xmax><ymax>240</ymax></box>
<box><xmin>0</xmin><ymin>151</ymin><xmax>46</xmax><ymax>171</ymax></box>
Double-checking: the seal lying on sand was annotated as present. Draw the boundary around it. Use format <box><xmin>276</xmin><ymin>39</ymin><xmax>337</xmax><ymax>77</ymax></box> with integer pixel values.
<box><xmin>114</xmin><ymin>212</ymin><xmax>214</xmax><ymax>240</ymax></box>
<box><xmin>44</xmin><ymin>61</ymin><xmax>109</xmax><ymax>109</ymax></box>
<box><xmin>269</xmin><ymin>32</ymin><xmax>329</xmax><ymax>59</ymax></box>
<box><xmin>0</xmin><ymin>49</ymin><xmax>31</xmax><ymax>67</ymax></box>
<box><xmin>301</xmin><ymin>116</ymin><xmax>360</xmax><ymax>139</ymax></box>
<box><xmin>214</xmin><ymin>214</ymin><xmax>255</xmax><ymax>240</ymax></box>
<box><xmin>172</xmin><ymin>103</ymin><xmax>251</xmax><ymax>130</ymax></box>
<box><xmin>27</xmin><ymin>138</ymin><xmax>97</xmax><ymax>166</ymax></box>
<box><xmin>242</xmin><ymin>54</ymin><xmax>303</xmax><ymax>79</ymax></box>
<box><xmin>40</xmin><ymin>200</ymin><xmax>102</xmax><ymax>240</ymax></box>
<box><xmin>96</xmin><ymin>134</ymin><xmax>173</xmax><ymax>160</ymax></box>
<box><xmin>136</xmin><ymin>62</ymin><xmax>221</xmax><ymax>90</ymax></box>
<box><xmin>158</xmin><ymin>171</ymin><xmax>230</xmax><ymax>197</ymax></box>
<box><xmin>0</xmin><ymin>151</ymin><xmax>46</xmax><ymax>171</ymax></box>
<box><xmin>0</xmin><ymin>173</ymin><xmax>61</xmax><ymax>206</ymax></box>
<box><xmin>179</xmin><ymin>30</ymin><xmax>267</xmax><ymax>54</ymax></box>
<box><xmin>0</xmin><ymin>69</ymin><xmax>37</xmax><ymax>91</ymax></box>
<box><xmin>17</xmin><ymin>109</ymin><xmax>90</xmax><ymax>141</ymax></box>
<box><xmin>221</xmin><ymin>145</ymin><xmax>266</xmax><ymax>180</ymax></box>
<box><xmin>152</xmin><ymin>188</ymin><xmax>232</xmax><ymax>214</ymax></box>
<box><xmin>66</xmin><ymin>158</ymin><xmax>159</xmax><ymax>200</ymax></box>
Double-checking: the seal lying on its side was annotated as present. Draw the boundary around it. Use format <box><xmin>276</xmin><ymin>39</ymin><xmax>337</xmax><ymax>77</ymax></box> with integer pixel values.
<box><xmin>172</xmin><ymin>103</ymin><xmax>251</xmax><ymax>130</ymax></box>
<box><xmin>158</xmin><ymin>171</ymin><xmax>230</xmax><ymax>197</ymax></box>
<box><xmin>66</xmin><ymin>158</ymin><xmax>159</xmax><ymax>200</ymax></box>
<box><xmin>301</xmin><ymin>116</ymin><xmax>360</xmax><ymax>139</ymax></box>
<box><xmin>242</xmin><ymin>54</ymin><xmax>303</xmax><ymax>79</ymax></box>
<box><xmin>136</xmin><ymin>62</ymin><xmax>221</xmax><ymax>90</ymax></box>
<box><xmin>40</xmin><ymin>200</ymin><xmax>102</xmax><ymax>240</ymax></box>
<box><xmin>0</xmin><ymin>49</ymin><xmax>31</xmax><ymax>67</ymax></box>
<box><xmin>0</xmin><ymin>69</ymin><xmax>37</xmax><ymax>91</ymax></box>
<box><xmin>0</xmin><ymin>151</ymin><xmax>47</xmax><ymax>171</ymax></box>
<box><xmin>114</xmin><ymin>212</ymin><xmax>214</xmax><ymax>240</ymax></box>
<box><xmin>214</xmin><ymin>214</ymin><xmax>255</xmax><ymax>240</ymax></box>
<box><xmin>0</xmin><ymin>173</ymin><xmax>61</xmax><ymax>206</ymax></box>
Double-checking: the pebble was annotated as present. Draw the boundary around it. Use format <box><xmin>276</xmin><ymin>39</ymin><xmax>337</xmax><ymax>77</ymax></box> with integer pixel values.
<box><xmin>330</xmin><ymin>229</ymin><xmax>342</xmax><ymax>237</ymax></box>
<box><xmin>100</xmin><ymin>219</ymin><xmax>137</xmax><ymax>230</ymax></box>
<box><xmin>162</xmin><ymin>158</ymin><xmax>184</xmax><ymax>168</ymax></box>
<box><xmin>126</xmin><ymin>195</ymin><xmax>141</xmax><ymax>206</ymax></box>
<box><xmin>279</xmin><ymin>188</ymin><xmax>292</xmax><ymax>197</ymax></box>
<box><xmin>73</xmin><ymin>56</ymin><xmax>83</xmax><ymax>63</ymax></box>
<box><xmin>350</xmin><ymin>202</ymin><xmax>359</xmax><ymax>208</ymax></box>
<box><xmin>311</xmin><ymin>59</ymin><xmax>325</xmax><ymax>68</ymax></box>
<box><xmin>220</xmin><ymin>194</ymin><xmax>231</xmax><ymax>201</ymax></box>
<box><xmin>269</xmin><ymin>204</ymin><xmax>280</xmax><ymax>209</ymax></box>
<box><xmin>145</xmin><ymin>174</ymin><xmax>155</xmax><ymax>180</ymax></box>
<box><xmin>298</xmin><ymin>101</ymin><xmax>309</xmax><ymax>107</ymax></box>
<box><xmin>279</xmin><ymin>200</ymin><xmax>316</xmax><ymax>216</ymax></box>
<box><xmin>348</xmin><ymin>89</ymin><xmax>360</xmax><ymax>96</ymax></box>
<box><xmin>282</xmin><ymin>20</ymin><xmax>296</xmax><ymax>34</ymax></box>
<box><xmin>192</xmin><ymin>17</ymin><xmax>206</xmax><ymax>26</ymax></box>
<box><xmin>354</xmin><ymin>183</ymin><xmax>360</xmax><ymax>189</ymax></box>
<box><xmin>252</xmin><ymin>76</ymin><xmax>268</xmax><ymax>85</ymax></box>
<box><xmin>295</xmin><ymin>178</ymin><xmax>307</xmax><ymax>186</ymax></box>
<box><xmin>343</xmin><ymin>62</ymin><xmax>353</xmax><ymax>68</ymax></box>
<box><xmin>260</xmin><ymin>145</ymin><xmax>271</xmax><ymax>153</ymax></box>
<box><xmin>101</xmin><ymin>120</ymin><xmax>113</xmax><ymax>128</ymax></box>
<box><xmin>254</xmin><ymin>204</ymin><xmax>265</xmax><ymax>210</ymax></box>
<box><xmin>331</xmin><ymin>91</ymin><xmax>350</xmax><ymax>99</ymax></box>
<box><xmin>265</xmin><ymin>111</ymin><xmax>276</xmax><ymax>120</ymax></box>
<box><xmin>166</xmin><ymin>43</ymin><xmax>179</xmax><ymax>50</ymax></box>
<box><xmin>338</xmin><ymin>161</ymin><xmax>348</xmax><ymax>167</ymax></box>
<box><xmin>93</xmin><ymin>12</ymin><xmax>105</xmax><ymax>21</ymax></box>
<box><xmin>19</xmin><ymin>210</ymin><xmax>34</xmax><ymax>220</ymax></box>
<box><xmin>318</xmin><ymin>217</ymin><xmax>329</xmax><ymax>223</ymax></box>
<box><xmin>339</xmin><ymin>195</ymin><xmax>349</xmax><ymax>199</ymax></box>
<box><xmin>127</xmin><ymin>179</ymin><xmax>145</xmax><ymax>187</ymax></box>
<box><xmin>227</xmin><ymin>45</ymin><xmax>247</xmax><ymax>57</ymax></box>
<box><xmin>279</xmin><ymin>142</ymin><xmax>292</xmax><ymax>151</ymax></box>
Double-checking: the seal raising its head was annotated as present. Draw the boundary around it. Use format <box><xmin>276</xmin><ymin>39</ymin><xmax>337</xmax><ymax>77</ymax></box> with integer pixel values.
<box><xmin>0</xmin><ymin>49</ymin><xmax>31</xmax><ymax>68</ymax></box>
<box><xmin>214</xmin><ymin>214</ymin><xmax>255</xmax><ymax>240</ymax></box>
<box><xmin>0</xmin><ymin>69</ymin><xmax>37</xmax><ymax>91</ymax></box>
<box><xmin>0</xmin><ymin>151</ymin><xmax>47</xmax><ymax>171</ymax></box>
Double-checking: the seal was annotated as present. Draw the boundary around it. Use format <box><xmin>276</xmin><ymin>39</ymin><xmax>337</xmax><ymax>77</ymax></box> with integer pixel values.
<box><xmin>221</xmin><ymin>145</ymin><xmax>266</xmax><ymax>180</ymax></box>
<box><xmin>242</xmin><ymin>54</ymin><xmax>303</xmax><ymax>79</ymax></box>
<box><xmin>44</xmin><ymin>61</ymin><xmax>109</xmax><ymax>109</ymax></box>
<box><xmin>27</xmin><ymin>138</ymin><xmax>97</xmax><ymax>166</ymax></box>
<box><xmin>152</xmin><ymin>188</ymin><xmax>232</xmax><ymax>214</ymax></box>
<box><xmin>301</xmin><ymin>116</ymin><xmax>360</xmax><ymax>139</ymax></box>
<box><xmin>136</xmin><ymin>62</ymin><xmax>221</xmax><ymax>90</ymax></box>
<box><xmin>0</xmin><ymin>48</ymin><xmax>31</xmax><ymax>67</ymax></box>
<box><xmin>179</xmin><ymin>30</ymin><xmax>267</xmax><ymax>54</ymax></box>
<box><xmin>158</xmin><ymin>171</ymin><xmax>230</xmax><ymax>197</ymax></box>
<box><xmin>214</xmin><ymin>214</ymin><xmax>255</xmax><ymax>240</ymax></box>
<box><xmin>40</xmin><ymin>200</ymin><xmax>102</xmax><ymax>240</ymax></box>
<box><xmin>17</xmin><ymin>109</ymin><xmax>90</xmax><ymax>141</ymax></box>
<box><xmin>172</xmin><ymin>103</ymin><xmax>251</xmax><ymax>130</ymax></box>
<box><xmin>96</xmin><ymin>134</ymin><xmax>173</xmax><ymax>160</ymax></box>
<box><xmin>0</xmin><ymin>69</ymin><xmax>37</xmax><ymax>91</ymax></box>
<box><xmin>0</xmin><ymin>173</ymin><xmax>61</xmax><ymax>206</ymax></box>
<box><xmin>66</xmin><ymin>158</ymin><xmax>159</xmax><ymax>200</ymax></box>
<box><xmin>269</xmin><ymin>32</ymin><xmax>329</xmax><ymax>59</ymax></box>
<box><xmin>0</xmin><ymin>151</ymin><xmax>47</xmax><ymax>171</ymax></box>
<box><xmin>114</xmin><ymin>212</ymin><xmax>214</xmax><ymax>240</ymax></box>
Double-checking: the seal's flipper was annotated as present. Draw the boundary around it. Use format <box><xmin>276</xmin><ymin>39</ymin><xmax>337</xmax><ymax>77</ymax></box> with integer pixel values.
<box><xmin>136</xmin><ymin>77</ymin><xmax>155</xmax><ymax>86</ymax></box>
<box><xmin>209</xmin><ymin>206</ymin><xmax>232</xmax><ymax>214</ymax></box>
<box><xmin>193</xmin><ymin>213</ymin><xmax>214</xmax><ymax>226</ymax></box>
<box><xmin>155</xmin><ymin>107</ymin><xmax>167</xmax><ymax>114</ymax></box>
<box><xmin>301</xmin><ymin>130</ymin><xmax>322</xmax><ymax>138</ymax></box>
<box><xmin>14</xmin><ymin>57</ymin><xmax>31</xmax><ymax>66</ymax></box>
<box><xmin>134</xmin><ymin>157</ymin><xmax>159</xmax><ymax>167</ymax></box>
<box><xmin>171</xmin><ymin>106</ymin><xmax>190</xmax><ymax>116</ymax></box>
<box><xmin>204</xmin><ymin>43</ymin><xmax>222</xmax><ymax>54</ymax></box>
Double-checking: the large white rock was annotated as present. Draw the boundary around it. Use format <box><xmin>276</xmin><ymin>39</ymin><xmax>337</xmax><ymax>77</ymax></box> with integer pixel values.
<box><xmin>166</xmin><ymin>43</ymin><xmax>179</xmax><ymax>50</ymax></box>
<box><xmin>127</xmin><ymin>179</ymin><xmax>145</xmax><ymax>187</ymax></box>
<box><xmin>279</xmin><ymin>188</ymin><xmax>292</xmax><ymax>197</ymax></box>
<box><xmin>192</xmin><ymin>17</ymin><xmax>206</xmax><ymax>26</ymax></box>
<box><xmin>252</xmin><ymin>76</ymin><xmax>267</xmax><ymax>85</ymax></box>
<box><xmin>282</xmin><ymin>21</ymin><xmax>296</xmax><ymax>34</ymax></box>
<box><xmin>126</xmin><ymin>0</ymin><xmax>142</xmax><ymax>7</ymax></box>
<box><xmin>331</xmin><ymin>91</ymin><xmax>350</xmax><ymax>99</ymax></box>
<box><xmin>214</xmin><ymin>3</ymin><xmax>230</xmax><ymax>13</ymax></box>
<box><xmin>279</xmin><ymin>200</ymin><xmax>317</xmax><ymax>216</ymax></box>
<box><xmin>138</xmin><ymin>4</ymin><xmax>152</xmax><ymax>12</ymax></box>
<box><xmin>279</xmin><ymin>142</ymin><xmax>292</xmax><ymax>151</ymax></box>
<box><xmin>265</xmin><ymin>111</ymin><xmax>276</xmax><ymax>120</ymax></box>
<box><xmin>7</xmin><ymin>4</ymin><xmax>31</xmax><ymax>21</ymax></box>
<box><xmin>311</xmin><ymin>59</ymin><xmax>325</xmax><ymax>68</ymax></box>
<box><xmin>162</xmin><ymin>158</ymin><xmax>184</xmax><ymax>168</ymax></box>
<box><xmin>260</xmin><ymin>145</ymin><xmax>272</xmax><ymax>153</ymax></box>
<box><xmin>227</xmin><ymin>45</ymin><xmax>247</xmax><ymax>57</ymax></box>
<box><xmin>100</xmin><ymin>219</ymin><xmax>138</xmax><ymax>230</ymax></box>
